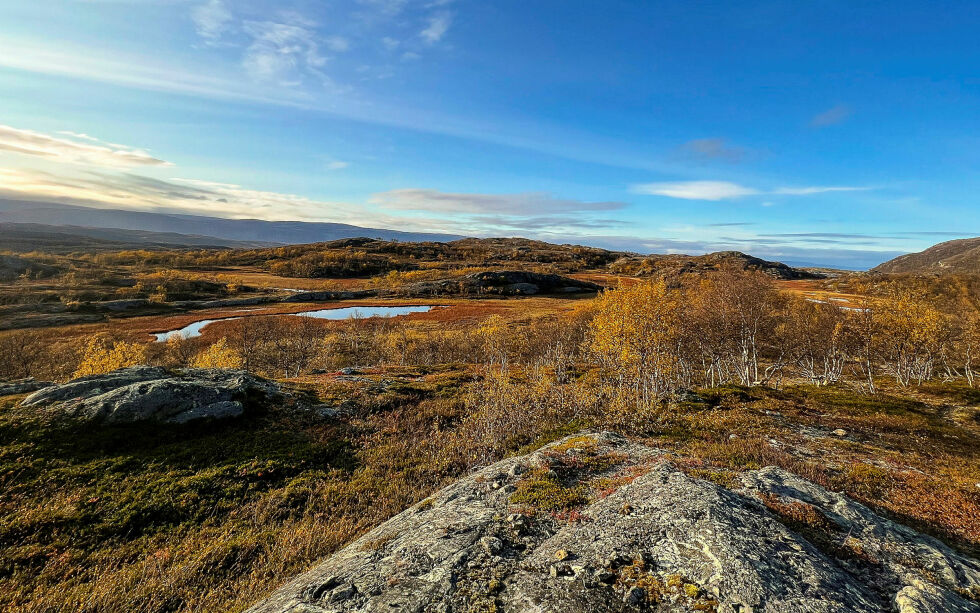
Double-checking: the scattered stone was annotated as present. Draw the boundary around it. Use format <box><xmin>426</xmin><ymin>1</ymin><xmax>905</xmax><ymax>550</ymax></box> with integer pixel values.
<box><xmin>481</xmin><ymin>536</ymin><xmax>503</xmax><ymax>555</ymax></box>
<box><xmin>624</xmin><ymin>587</ymin><xmax>646</xmax><ymax>605</ymax></box>
<box><xmin>833</xmin><ymin>428</ymin><xmax>847</xmax><ymax>436</ymax></box>
<box><xmin>554</xmin><ymin>549</ymin><xmax>571</xmax><ymax>561</ymax></box>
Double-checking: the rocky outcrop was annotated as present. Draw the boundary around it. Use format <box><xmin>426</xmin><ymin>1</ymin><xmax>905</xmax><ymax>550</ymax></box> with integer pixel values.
<box><xmin>0</xmin><ymin>377</ymin><xmax>53</xmax><ymax>396</ymax></box>
<box><xmin>249</xmin><ymin>432</ymin><xmax>980</xmax><ymax>613</ymax></box>
<box><xmin>21</xmin><ymin>366</ymin><xmax>279</xmax><ymax>424</ymax></box>
<box><xmin>399</xmin><ymin>271</ymin><xmax>603</xmax><ymax>297</ymax></box>
<box><xmin>610</xmin><ymin>251</ymin><xmax>823</xmax><ymax>281</ymax></box>
<box><xmin>282</xmin><ymin>290</ymin><xmax>378</xmax><ymax>303</ymax></box>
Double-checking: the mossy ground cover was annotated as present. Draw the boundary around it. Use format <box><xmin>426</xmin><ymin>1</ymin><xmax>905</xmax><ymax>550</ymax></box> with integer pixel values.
<box><xmin>657</xmin><ymin>382</ymin><xmax>980</xmax><ymax>554</ymax></box>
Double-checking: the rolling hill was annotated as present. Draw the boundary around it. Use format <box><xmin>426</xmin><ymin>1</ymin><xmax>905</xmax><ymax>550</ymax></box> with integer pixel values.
<box><xmin>0</xmin><ymin>223</ymin><xmax>277</xmax><ymax>252</ymax></box>
<box><xmin>872</xmin><ymin>237</ymin><xmax>980</xmax><ymax>274</ymax></box>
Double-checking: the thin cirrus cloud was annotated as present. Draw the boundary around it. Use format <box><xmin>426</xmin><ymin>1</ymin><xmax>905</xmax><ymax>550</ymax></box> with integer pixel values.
<box><xmin>0</xmin><ymin>124</ymin><xmax>171</xmax><ymax>168</ymax></box>
<box><xmin>242</xmin><ymin>19</ymin><xmax>332</xmax><ymax>86</ymax></box>
<box><xmin>191</xmin><ymin>0</ymin><xmax>233</xmax><ymax>45</ymax></box>
<box><xmin>630</xmin><ymin>180</ymin><xmax>871</xmax><ymax>201</ymax></box>
<box><xmin>371</xmin><ymin>188</ymin><xmax>627</xmax><ymax>214</ymax></box>
<box><xmin>186</xmin><ymin>0</ymin><xmax>452</xmax><ymax>86</ymax></box>
<box><xmin>810</xmin><ymin>104</ymin><xmax>852</xmax><ymax>127</ymax></box>
<box><xmin>674</xmin><ymin>138</ymin><xmax>746</xmax><ymax>164</ymax></box>
<box><xmin>420</xmin><ymin>12</ymin><xmax>452</xmax><ymax>44</ymax></box>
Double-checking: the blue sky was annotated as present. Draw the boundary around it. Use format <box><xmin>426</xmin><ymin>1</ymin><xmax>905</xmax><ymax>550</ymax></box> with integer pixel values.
<box><xmin>1</xmin><ymin>0</ymin><xmax>979</xmax><ymax>267</ymax></box>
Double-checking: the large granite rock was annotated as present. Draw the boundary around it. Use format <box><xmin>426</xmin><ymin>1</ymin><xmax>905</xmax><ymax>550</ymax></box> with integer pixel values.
<box><xmin>248</xmin><ymin>432</ymin><xmax>980</xmax><ymax>613</ymax></box>
<box><xmin>21</xmin><ymin>366</ymin><xmax>279</xmax><ymax>424</ymax></box>
<box><xmin>0</xmin><ymin>377</ymin><xmax>53</xmax><ymax>396</ymax></box>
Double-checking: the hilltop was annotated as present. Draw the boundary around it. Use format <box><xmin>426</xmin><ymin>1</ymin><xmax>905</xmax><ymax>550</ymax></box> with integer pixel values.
<box><xmin>873</xmin><ymin>237</ymin><xmax>980</xmax><ymax>275</ymax></box>
<box><xmin>610</xmin><ymin>250</ymin><xmax>823</xmax><ymax>281</ymax></box>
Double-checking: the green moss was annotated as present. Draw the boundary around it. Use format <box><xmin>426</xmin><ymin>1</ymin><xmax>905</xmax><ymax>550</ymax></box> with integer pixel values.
<box><xmin>508</xmin><ymin>468</ymin><xmax>588</xmax><ymax>512</ymax></box>
<box><xmin>514</xmin><ymin>420</ymin><xmax>593</xmax><ymax>455</ymax></box>
<box><xmin>784</xmin><ymin>384</ymin><xmax>927</xmax><ymax>417</ymax></box>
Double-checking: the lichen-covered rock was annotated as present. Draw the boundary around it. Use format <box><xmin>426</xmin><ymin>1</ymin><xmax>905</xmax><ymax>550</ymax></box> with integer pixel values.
<box><xmin>248</xmin><ymin>432</ymin><xmax>980</xmax><ymax>613</ymax></box>
<box><xmin>21</xmin><ymin>366</ymin><xmax>279</xmax><ymax>424</ymax></box>
<box><xmin>0</xmin><ymin>377</ymin><xmax>53</xmax><ymax>396</ymax></box>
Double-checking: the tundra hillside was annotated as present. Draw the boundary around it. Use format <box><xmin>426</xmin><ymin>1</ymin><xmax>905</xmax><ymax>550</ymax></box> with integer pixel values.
<box><xmin>0</xmin><ymin>236</ymin><xmax>978</xmax><ymax>612</ymax></box>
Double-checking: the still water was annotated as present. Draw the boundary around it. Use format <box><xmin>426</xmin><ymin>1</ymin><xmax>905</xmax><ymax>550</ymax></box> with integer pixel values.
<box><xmin>153</xmin><ymin>305</ymin><xmax>435</xmax><ymax>341</ymax></box>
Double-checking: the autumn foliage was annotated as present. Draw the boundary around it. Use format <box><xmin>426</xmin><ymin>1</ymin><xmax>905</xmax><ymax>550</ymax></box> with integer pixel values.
<box><xmin>73</xmin><ymin>337</ymin><xmax>147</xmax><ymax>378</ymax></box>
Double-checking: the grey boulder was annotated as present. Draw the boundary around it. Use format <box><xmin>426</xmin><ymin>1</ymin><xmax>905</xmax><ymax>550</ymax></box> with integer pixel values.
<box><xmin>247</xmin><ymin>431</ymin><xmax>980</xmax><ymax>613</ymax></box>
<box><xmin>0</xmin><ymin>377</ymin><xmax>53</xmax><ymax>396</ymax></box>
<box><xmin>21</xmin><ymin>366</ymin><xmax>278</xmax><ymax>424</ymax></box>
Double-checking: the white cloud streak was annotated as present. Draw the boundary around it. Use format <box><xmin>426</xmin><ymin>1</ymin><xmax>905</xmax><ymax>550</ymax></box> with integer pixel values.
<box><xmin>631</xmin><ymin>181</ymin><xmax>759</xmax><ymax>201</ymax></box>
<box><xmin>372</xmin><ymin>188</ymin><xmax>626</xmax><ymax>214</ymax></box>
<box><xmin>0</xmin><ymin>124</ymin><xmax>171</xmax><ymax>167</ymax></box>
<box><xmin>631</xmin><ymin>180</ymin><xmax>871</xmax><ymax>201</ymax></box>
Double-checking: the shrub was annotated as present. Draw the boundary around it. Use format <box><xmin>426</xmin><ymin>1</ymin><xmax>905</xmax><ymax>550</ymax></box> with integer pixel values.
<box><xmin>73</xmin><ymin>337</ymin><xmax>147</xmax><ymax>378</ymax></box>
<box><xmin>190</xmin><ymin>337</ymin><xmax>244</xmax><ymax>369</ymax></box>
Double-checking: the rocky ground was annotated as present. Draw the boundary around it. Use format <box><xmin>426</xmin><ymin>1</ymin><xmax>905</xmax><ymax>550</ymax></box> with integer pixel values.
<box><xmin>249</xmin><ymin>431</ymin><xmax>980</xmax><ymax>613</ymax></box>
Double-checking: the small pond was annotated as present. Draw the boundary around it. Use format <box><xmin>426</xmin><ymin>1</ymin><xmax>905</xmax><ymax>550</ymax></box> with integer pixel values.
<box><xmin>153</xmin><ymin>305</ymin><xmax>435</xmax><ymax>342</ymax></box>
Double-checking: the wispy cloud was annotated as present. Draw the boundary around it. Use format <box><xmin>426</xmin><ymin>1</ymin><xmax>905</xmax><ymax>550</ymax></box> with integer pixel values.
<box><xmin>56</xmin><ymin>131</ymin><xmax>100</xmax><ymax>142</ymax></box>
<box><xmin>242</xmin><ymin>19</ymin><xmax>332</xmax><ymax>86</ymax></box>
<box><xmin>0</xmin><ymin>124</ymin><xmax>171</xmax><ymax>167</ymax></box>
<box><xmin>191</xmin><ymin>0</ymin><xmax>233</xmax><ymax>45</ymax></box>
<box><xmin>674</xmin><ymin>138</ymin><xmax>746</xmax><ymax>164</ymax></box>
<box><xmin>771</xmin><ymin>186</ymin><xmax>871</xmax><ymax>195</ymax></box>
<box><xmin>631</xmin><ymin>180</ymin><xmax>871</xmax><ymax>201</ymax></box>
<box><xmin>420</xmin><ymin>12</ymin><xmax>452</xmax><ymax>44</ymax></box>
<box><xmin>372</xmin><ymin>188</ymin><xmax>626</xmax><ymax>214</ymax></box>
<box><xmin>810</xmin><ymin>104</ymin><xmax>852</xmax><ymax>127</ymax></box>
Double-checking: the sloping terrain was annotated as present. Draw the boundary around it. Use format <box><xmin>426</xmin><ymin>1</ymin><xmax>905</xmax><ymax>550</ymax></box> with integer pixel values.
<box><xmin>872</xmin><ymin>237</ymin><xmax>980</xmax><ymax>275</ymax></box>
<box><xmin>250</xmin><ymin>432</ymin><xmax>980</xmax><ymax>613</ymax></box>
<box><xmin>611</xmin><ymin>251</ymin><xmax>823</xmax><ymax>280</ymax></box>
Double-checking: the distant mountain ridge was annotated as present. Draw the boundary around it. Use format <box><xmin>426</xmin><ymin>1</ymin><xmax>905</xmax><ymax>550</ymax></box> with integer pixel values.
<box><xmin>0</xmin><ymin>223</ymin><xmax>277</xmax><ymax>252</ymax></box>
<box><xmin>872</xmin><ymin>237</ymin><xmax>980</xmax><ymax>275</ymax></box>
<box><xmin>0</xmin><ymin>199</ymin><xmax>464</xmax><ymax>245</ymax></box>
